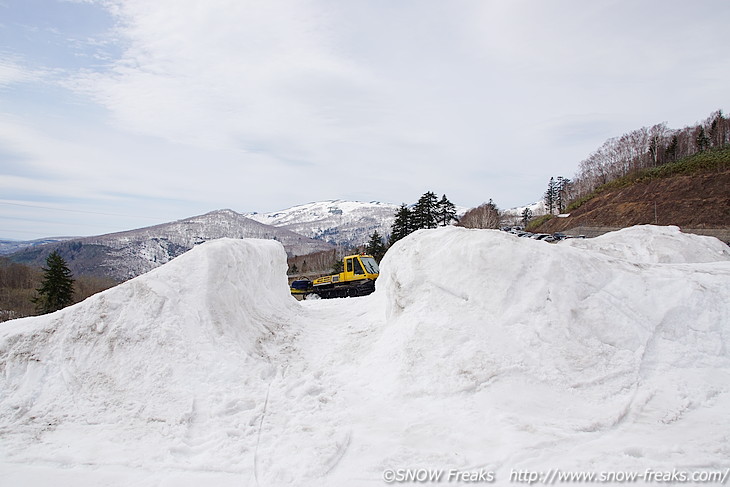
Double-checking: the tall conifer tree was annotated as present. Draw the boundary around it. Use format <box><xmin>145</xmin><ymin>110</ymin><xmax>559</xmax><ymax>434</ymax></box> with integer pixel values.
<box><xmin>389</xmin><ymin>204</ymin><xmax>412</xmax><ymax>245</ymax></box>
<box><xmin>365</xmin><ymin>230</ymin><xmax>387</xmax><ymax>261</ymax></box>
<box><xmin>33</xmin><ymin>251</ymin><xmax>75</xmax><ymax>314</ymax></box>
<box><xmin>436</xmin><ymin>194</ymin><xmax>458</xmax><ymax>226</ymax></box>
<box><xmin>544</xmin><ymin>177</ymin><xmax>556</xmax><ymax>215</ymax></box>
<box><xmin>412</xmin><ymin>191</ymin><xmax>438</xmax><ymax>229</ymax></box>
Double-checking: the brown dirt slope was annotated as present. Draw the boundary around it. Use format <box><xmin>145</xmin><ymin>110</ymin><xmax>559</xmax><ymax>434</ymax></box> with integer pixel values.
<box><xmin>536</xmin><ymin>167</ymin><xmax>730</xmax><ymax>234</ymax></box>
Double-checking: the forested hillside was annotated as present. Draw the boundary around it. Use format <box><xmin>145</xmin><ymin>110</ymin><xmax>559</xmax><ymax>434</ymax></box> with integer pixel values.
<box><xmin>0</xmin><ymin>258</ymin><xmax>116</xmax><ymax>322</ymax></box>
<box><xmin>570</xmin><ymin>110</ymin><xmax>728</xmax><ymax>203</ymax></box>
<box><xmin>534</xmin><ymin>109</ymin><xmax>729</xmax><ymax>235</ymax></box>
<box><xmin>535</xmin><ymin>147</ymin><xmax>729</xmax><ymax>236</ymax></box>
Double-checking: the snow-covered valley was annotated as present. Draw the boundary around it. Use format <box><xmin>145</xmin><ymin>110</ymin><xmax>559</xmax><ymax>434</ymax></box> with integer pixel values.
<box><xmin>1</xmin><ymin>226</ymin><xmax>729</xmax><ymax>486</ymax></box>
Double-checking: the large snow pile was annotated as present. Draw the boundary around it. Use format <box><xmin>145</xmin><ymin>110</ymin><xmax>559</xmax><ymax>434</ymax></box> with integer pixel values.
<box><xmin>560</xmin><ymin>224</ymin><xmax>730</xmax><ymax>263</ymax></box>
<box><xmin>0</xmin><ymin>239</ymin><xmax>309</xmax><ymax>484</ymax></box>
<box><xmin>366</xmin><ymin>227</ymin><xmax>730</xmax><ymax>474</ymax></box>
<box><xmin>1</xmin><ymin>227</ymin><xmax>729</xmax><ymax>486</ymax></box>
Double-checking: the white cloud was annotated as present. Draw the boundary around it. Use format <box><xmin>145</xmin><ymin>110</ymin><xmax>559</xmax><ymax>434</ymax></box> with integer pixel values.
<box><xmin>0</xmin><ymin>58</ymin><xmax>41</xmax><ymax>87</ymax></box>
<box><xmin>72</xmin><ymin>1</ymin><xmax>372</xmax><ymax>154</ymax></box>
<box><xmin>1</xmin><ymin>0</ymin><xmax>728</xmax><ymax>238</ymax></box>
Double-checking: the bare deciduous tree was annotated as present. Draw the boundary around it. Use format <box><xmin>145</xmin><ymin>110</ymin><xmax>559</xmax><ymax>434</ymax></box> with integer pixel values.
<box><xmin>568</xmin><ymin>109</ymin><xmax>728</xmax><ymax>205</ymax></box>
<box><xmin>457</xmin><ymin>200</ymin><xmax>501</xmax><ymax>229</ymax></box>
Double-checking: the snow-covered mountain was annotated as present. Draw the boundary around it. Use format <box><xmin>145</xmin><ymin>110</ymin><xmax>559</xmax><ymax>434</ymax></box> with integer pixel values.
<box><xmin>248</xmin><ymin>200</ymin><xmax>400</xmax><ymax>247</ymax></box>
<box><xmin>501</xmin><ymin>200</ymin><xmax>548</xmax><ymax>225</ymax></box>
<box><xmin>9</xmin><ymin>209</ymin><xmax>333</xmax><ymax>281</ymax></box>
<box><xmin>503</xmin><ymin>200</ymin><xmax>547</xmax><ymax>217</ymax></box>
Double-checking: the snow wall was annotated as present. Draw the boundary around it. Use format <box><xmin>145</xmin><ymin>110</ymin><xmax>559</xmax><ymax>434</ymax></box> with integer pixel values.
<box><xmin>377</xmin><ymin>225</ymin><xmax>730</xmax><ymax>401</ymax></box>
<box><xmin>1</xmin><ymin>227</ymin><xmax>729</xmax><ymax>485</ymax></box>
<box><xmin>368</xmin><ymin>226</ymin><xmax>730</xmax><ymax>474</ymax></box>
<box><xmin>0</xmin><ymin>238</ymin><xmax>303</xmax><ymax>479</ymax></box>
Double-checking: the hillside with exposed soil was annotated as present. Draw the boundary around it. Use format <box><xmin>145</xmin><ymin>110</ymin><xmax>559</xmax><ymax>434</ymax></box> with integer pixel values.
<box><xmin>535</xmin><ymin>149</ymin><xmax>730</xmax><ymax>236</ymax></box>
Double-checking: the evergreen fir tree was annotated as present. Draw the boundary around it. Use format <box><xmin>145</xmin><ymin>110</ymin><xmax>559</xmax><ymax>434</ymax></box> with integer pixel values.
<box><xmin>696</xmin><ymin>126</ymin><xmax>710</xmax><ymax>152</ymax></box>
<box><xmin>555</xmin><ymin>176</ymin><xmax>571</xmax><ymax>213</ymax></box>
<box><xmin>544</xmin><ymin>177</ymin><xmax>556</xmax><ymax>215</ymax></box>
<box><xmin>365</xmin><ymin>230</ymin><xmax>387</xmax><ymax>262</ymax></box>
<box><xmin>436</xmin><ymin>194</ymin><xmax>458</xmax><ymax>226</ymax></box>
<box><xmin>389</xmin><ymin>204</ymin><xmax>412</xmax><ymax>245</ymax></box>
<box><xmin>33</xmin><ymin>251</ymin><xmax>75</xmax><ymax>314</ymax></box>
<box><xmin>521</xmin><ymin>207</ymin><xmax>533</xmax><ymax>227</ymax></box>
<box><xmin>412</xmin><ymin>191</ymin><xmax>438</xmax><ymax>230</ymax></box>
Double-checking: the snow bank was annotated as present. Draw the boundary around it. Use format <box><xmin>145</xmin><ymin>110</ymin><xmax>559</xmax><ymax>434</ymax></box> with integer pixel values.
<box><xmin>0</xmin><ymin>238</ymin><xmax>302</xmax><ymax>479</ymax></box>
<box><xmin>560</xmin><ymin>224</ymin><xmax>730</xmax><ymax>263</ymax></box>
<box><xmin>2</xmin><ymin>228</ymin><xmax>729</xmax><ymax>485</ymax></box>
<box><xmin>353</xmin><ymin>226</ymin><xmax>730</xmax><ymax>475</ymax></box>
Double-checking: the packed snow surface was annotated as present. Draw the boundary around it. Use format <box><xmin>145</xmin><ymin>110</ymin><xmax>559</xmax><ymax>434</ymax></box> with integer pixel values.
<box><xmin>1</xmin><ymin>226</ymin><xmax>729</xmax><ymax>486</ymax></box>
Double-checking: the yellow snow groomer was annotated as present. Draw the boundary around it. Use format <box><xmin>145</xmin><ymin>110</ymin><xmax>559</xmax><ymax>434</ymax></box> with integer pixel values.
<box><xmin>290</xmin><ymin>254</ymin><xmax>379</xmax><ymax>299</ymax></box>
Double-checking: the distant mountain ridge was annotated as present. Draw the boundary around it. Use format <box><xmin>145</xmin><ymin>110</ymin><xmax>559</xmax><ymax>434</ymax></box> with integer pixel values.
<box><xmin>6</xmin><ymin>199</ymin><xmax>533</xmax><ymax>282</ymax></box>
<box><xmin>248</xmin><ymin>200</ymin><xmax>400</xmax><ymax>247</ymax></box>
<box><xmin>248</xmin><ymin>199</ymin><xmax>477</xmax><ymax>246</ymax></box>
<box><xmin>9</xmin><ymin>209</ymin><xmax>333</xmax><ymax>281</ymax></box>
<box><xmin>0</xmin><ymin>237</ymin><xmax>75</xmax><ymax>256</ymax></box>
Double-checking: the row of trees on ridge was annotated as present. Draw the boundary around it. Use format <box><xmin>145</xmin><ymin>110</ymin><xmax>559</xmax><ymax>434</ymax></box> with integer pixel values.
<box><xmin>568</xmin><ymin>109</ymin><xmax>728</xmax><ymax>206</ymax></box>
<box><xmin>364</xmin><ymin>192</ymin><xmax>506</xmax><ymax>261</ymax></box>
<box><xmin>388</xmin><ymin>192</ymin><xmax>459</xmax><ymax>245</ymax></box>
<box><xmin>541</xmin><ymin>109</ymin><xmax>728</xmax><ymax>215</ymax></box>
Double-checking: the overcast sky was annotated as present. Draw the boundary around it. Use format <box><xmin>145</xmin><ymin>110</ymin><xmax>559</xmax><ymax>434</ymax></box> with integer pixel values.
<box><xmin>1</xmin><ymin>0</ymin><xmax>728</xmax><ymax>240</ymax></box>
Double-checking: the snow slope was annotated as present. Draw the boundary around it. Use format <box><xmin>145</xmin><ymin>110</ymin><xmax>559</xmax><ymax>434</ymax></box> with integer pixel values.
<box><xmin>1</xmin><ymin>226</ymin><xmax>729</xmax><ymax>485</ymax></box>
<box><xmin>501</xmin><ymin>200</ymin><xmax>547</xmax><ymax>224</ymax></box>
<box><xmin>0</xmin><ymin>239</ymin><xmax>304</xmax><ymax>482</ymax></box>
<box><xmin>248</xmin><ymin>199</ymin><xmax>399</xmax><ymax>247</ymax></box>
<box><xmin>248</xmin><ymin>199</ymin><xmax>469</xmax><ymax>248</ymax></box>
<box><xmin>364</xmin><ymin>227</ymin><xmax>730</xmax><ymax>473</ymax></box>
